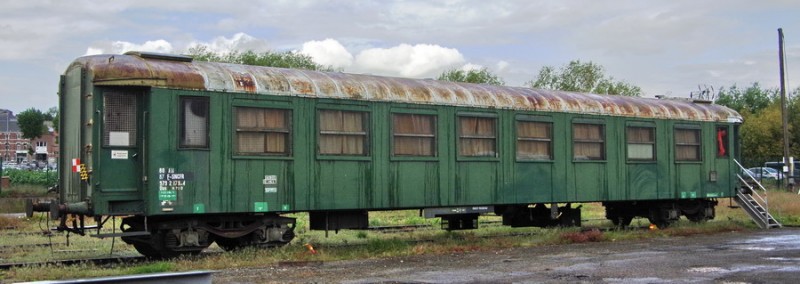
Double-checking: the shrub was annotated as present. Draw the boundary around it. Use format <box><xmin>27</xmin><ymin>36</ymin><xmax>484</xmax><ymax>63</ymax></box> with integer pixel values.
<box><xmin>561</xmin><ymin>229</ymin><xmax>605</xmax><ymax>243</ymax></box>
<box><xmin>4</xmin><ymin>169</ymin><xmax>57</xmax><ymax>186</ymax></box>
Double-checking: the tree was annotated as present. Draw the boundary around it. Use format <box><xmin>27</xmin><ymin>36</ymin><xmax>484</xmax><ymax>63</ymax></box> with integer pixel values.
<box><xmin>186</xmin><ymin>46</ymin><xmax>335</xmax><ymax>71</ymax></box>
<box><xmin>526</xmin><ymin>60</ymin><xmax>642</xmax><ymax>96</ymax></box>
<box><xmin>714</xmin><ymin>83</ymin><xmax>777</xmax><ymax>115</ymax></box>
<box><xmin>44</xmin><ymin>106</ymin><xmax>58</xmax><ymax>132</ymax></box>
<box><xmin>16</xmin><ymin>108</ymin><xmax>46</xmax><ymax>140</ymax></box>
<box><xmin>787</xmin><ymin>87</ymin><xmax>800</xmax><ymax>156</ymax></box>
<box><xmin>740</xmin><ymin>102</ymin><xmax>784</xmax><ymax>166</ymax></box>
<box><xmin>437</xmin><ymin>67</ymin><xmax>505</xmax><ymax>85</ymax></box>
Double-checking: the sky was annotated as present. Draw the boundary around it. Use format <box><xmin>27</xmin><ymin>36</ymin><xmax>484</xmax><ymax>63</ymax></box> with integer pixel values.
<box><xmin>1</xmin><ymin>0</ymin><xmax>799</xmax><ymax>114</ymax></box>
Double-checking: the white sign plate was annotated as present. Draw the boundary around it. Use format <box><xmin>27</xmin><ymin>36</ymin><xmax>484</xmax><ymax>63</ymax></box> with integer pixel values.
<box><xmin>111</xmin><ymin>150</ymin><xmax>128</xmax><ymax>159</ymax></box>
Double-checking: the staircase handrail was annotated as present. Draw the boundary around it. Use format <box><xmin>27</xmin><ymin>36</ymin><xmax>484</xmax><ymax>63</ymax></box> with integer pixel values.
<box><xmin>734</xmin><ymin>159</ymin><xmax>769</xmax><ymax>215</ymax></box>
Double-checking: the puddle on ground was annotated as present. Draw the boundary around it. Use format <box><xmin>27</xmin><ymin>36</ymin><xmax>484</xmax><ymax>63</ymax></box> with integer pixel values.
<box><xmin>687</xmin><ymin>267</ymin><xmax>729</xmax><ymax>273</ymax></box>
<box><xmin>727</xmin><ymin>233</ymin><xmax>800</xmax><ymax>252</ymax></box>
<box><xmin>739</xmin><ymin>235</ymin><xmax>800</xmax><ymax>248</ymax></box>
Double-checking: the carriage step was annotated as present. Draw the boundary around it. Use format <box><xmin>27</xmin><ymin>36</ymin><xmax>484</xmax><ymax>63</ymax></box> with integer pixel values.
<box><xmin>734</xmin><ymin>191</ymin><xmax>782</xmax><ymax>229</ymax></box>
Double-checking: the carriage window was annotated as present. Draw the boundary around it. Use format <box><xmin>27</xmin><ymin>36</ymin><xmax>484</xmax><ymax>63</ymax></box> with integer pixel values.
<box><xmin>627</xmin><ymin>126</ymin><xmax>655</xmax><ymax>161</ymax></box>
<box><xmin>716</xmin><ymin>126</ymin><xmax>729</xmax><ymax>157</ymax></box>
<box><xmin>675</xmin><ymin>128</ymin><xmax>701</xmax><ymax>161</ymax></box>
<box><xmin>516</xmin><ymin>120</ymin><xmax>552</xmax><ymax>160</ymax></box>
<box><xmin>180</xmin><ymin>97</ymin><xmax>209</xmax><ymax>148</ymax></box>
<box><xmin>573</xmin><ymin>123</ymin><xmax>604</xmax><ymax>160</ymax></box>
<box><xmin>236</xmin><ymin>107</ymin><xmax>291</xmax><ymax>155</ymax></box>
<box><xmin>103</xmin><ymin>92</ymin><xmax>137</xmax><ymax>147</ymax></box>
<box><xmin>459</xmin><ymin>116</ymin><xmax>496</xmax><ymax>157</ymax></box>
<box><xmin>393</xmin><ymin>113</ymin><xmax>436</xmax><ymax>156</ymax></box>
<box><xmin>319</xmin><ymin>110</ymin><xmax>368</xmax><ymax>155</ymax></box>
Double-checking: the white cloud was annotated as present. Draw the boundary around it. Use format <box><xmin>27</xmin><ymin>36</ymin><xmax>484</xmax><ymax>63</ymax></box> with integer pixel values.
<box><xmin>496</xmin><ymin>61</ymin><xmax>510</xmax><ymax>72</ymax></box>
<box><xmin>299</xmin><ymin>39</ymin><xmax>354</xmax><ymax>68</ymax></box>
<box><xmin>460</xmin><ymin>63</ymin><xmax>483</xmax><ymax>71</ymax></box>
<box><xmin>186</xmin><ymin>33</ymin><xmax>270</xmax><ymax>54</ymax></box>
<box><xmin>85</xmin><ymin>39</ymin><xmax>174</xmax><ymax>55</ymax></box>
<box><xmin>353</xmin><ymin>44</ymin><xmax>465</xmax><ymax>78</ymax></box>
<box><xmin>84</xmin><ymin>33</ymin><xmax>272</xmax><ymax>57</ymax></box>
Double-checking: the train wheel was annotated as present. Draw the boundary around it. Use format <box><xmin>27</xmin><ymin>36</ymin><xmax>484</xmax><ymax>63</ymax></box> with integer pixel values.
<box><xmin>647</xmin><ymin>213</ymin><xmax>674</xmax><ymax>229</ymax></box>
<box><xmin>215</xmin><ymin>237</ymin><xmax>245</xmax><ymax>251</ymax></box>
<box><xmin>611</xmin><ymin>216</ymin><xmax>633</xmax><ymax>227</ymax></box>
<box><xmin>132</xmin><ymin>243</ymin><xmax>162</xmax><ymax>257</ymax></box>
<box><xmin>686</xmin><ymin>212</ymin><xmax>710</xmax><ymax>223</ymax></box>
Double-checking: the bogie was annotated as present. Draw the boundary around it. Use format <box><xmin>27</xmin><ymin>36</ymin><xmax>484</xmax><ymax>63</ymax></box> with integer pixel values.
<box><xmin>120</xmin><ymin>214</ymin><xmax>295</xmax><ymax>258</ymax></box>
<box><xmin>604</xmin><ymin>199</ymin><xmax>718</xmax><ymax>229</ymax></box>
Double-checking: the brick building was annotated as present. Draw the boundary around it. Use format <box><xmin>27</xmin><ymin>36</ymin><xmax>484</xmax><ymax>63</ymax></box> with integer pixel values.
<box><xmin>0</xmin><ymin>109</ymin><xmax>59</xmax><ymax>165</ymax></box>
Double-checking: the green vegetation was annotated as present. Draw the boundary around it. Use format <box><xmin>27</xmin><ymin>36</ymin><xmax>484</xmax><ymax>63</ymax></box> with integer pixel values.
<box><xmin>713</xmin><ymin>83</ymin><xmax>800</xmax><ymax>167</ymax></box>
<box><xmin>3</xmin><ymin>169</ymin><xmax>57</xmax><ymax>187</ymax></box>
<box><xmin>526</xmin><ymin>60</ymin><xmax>643</xmax><ymax>96</ymax></box>
<box><xmin>186</xmin><ymin>46</ymin><xmax>335</xmax><ymax>72</ymax></box>
<box><xmin>15</xmin><ymin>108</ymin><xmax>46</xmax><ymax>140</ymax></box>
<box><xmin>437</xmin><ymin>67</ymin><xmax>505</xmax><ymax>85</ymax></box>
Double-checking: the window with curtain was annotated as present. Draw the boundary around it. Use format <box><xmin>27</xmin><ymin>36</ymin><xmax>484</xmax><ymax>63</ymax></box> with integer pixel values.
<box><xmin>675</xmin><ymin>128</ymin><xmax>701</xmax><ymax>161</ymax></box>
<box><xmin>319</xmin><ymin>110</ymin><xmax>368</xmax><ymax>155</ymax></box>
<box><xmin>180</xmin><ymin>97</ymin><xmax>209</xmax><ymax>148</ymax></box>
<box><xmin>459</xmin><ymin>116</ymin><xmax>496</xmax><ymax>157</ymax></box>
<box><xmin>516</xmin><ymin>120</ymin><xmax>552</xmax><ymax>160</ymax></box>
<box><xmin>393</xmin><ymin>113</ymin><xmax>436</xmax><ymax>156</ymax></box>
<box><xmin>627</xmin><ymin>126</ymin><xmax>655</xmax><ymax>161</ymax></box>
<box><xmin>573</xmin><ymin>123</ymin><xmax>604</xmax><ymax>160</ymax></box>
<box><xmin>235</xmin><ymin>107</ymin><xmax>291</xmax><ymax>155</ymax></box>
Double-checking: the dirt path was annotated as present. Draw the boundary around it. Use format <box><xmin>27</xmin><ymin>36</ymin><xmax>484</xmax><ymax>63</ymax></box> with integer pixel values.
<box><xmin>215</xmin><ymin>228</ymin><xmax>800</xmax><ymax>283</ymax></box>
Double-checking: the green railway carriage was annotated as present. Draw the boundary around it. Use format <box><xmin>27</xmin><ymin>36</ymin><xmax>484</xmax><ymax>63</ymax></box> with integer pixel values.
<box><xmin>31</xmin><ymin>52</ymin><xmax>742</xmax><ymax>257</ymax></box>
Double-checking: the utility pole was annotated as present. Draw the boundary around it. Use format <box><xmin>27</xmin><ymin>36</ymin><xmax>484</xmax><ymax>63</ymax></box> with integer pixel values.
<box><xmin>778</xmin><ymin>28</ymin><xmax>793</xmax><ymax>189</ymax></box>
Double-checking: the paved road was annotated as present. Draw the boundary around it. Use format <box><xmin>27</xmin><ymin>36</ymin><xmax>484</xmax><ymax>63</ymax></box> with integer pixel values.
<box><xmin>215</xmin><ymin>228</ymin><xmax>800</xmax><ymax>283</ymax></box>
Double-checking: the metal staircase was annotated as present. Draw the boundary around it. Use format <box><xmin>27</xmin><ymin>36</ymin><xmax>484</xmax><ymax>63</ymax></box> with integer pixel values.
<box><xmin>734</xmin><ymin>160</ymin><xmax>782</xmax><ymax>229</ymax></box>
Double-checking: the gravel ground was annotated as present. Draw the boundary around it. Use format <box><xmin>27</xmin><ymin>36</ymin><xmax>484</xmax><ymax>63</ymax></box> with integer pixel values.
<box><xmin>214</xmin><ymin>228</ymin><xmax>800</xmax><ymax>283</ymax></box>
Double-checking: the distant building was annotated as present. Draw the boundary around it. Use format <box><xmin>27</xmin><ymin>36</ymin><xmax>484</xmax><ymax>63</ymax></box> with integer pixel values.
<box><xmin>0</xmin><ymin>109</ymin><xmax>59</xmax><ymax>165</ymax></box>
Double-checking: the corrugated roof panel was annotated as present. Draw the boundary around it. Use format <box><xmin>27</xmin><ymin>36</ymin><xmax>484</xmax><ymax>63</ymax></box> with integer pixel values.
<box><xmin>72</xmin><ymin>54</ymin><xmax>743</xmax><ymax>123</ymax></box>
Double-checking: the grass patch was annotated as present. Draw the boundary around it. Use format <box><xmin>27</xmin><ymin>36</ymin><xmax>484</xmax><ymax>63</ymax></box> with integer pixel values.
<box><xmin>0</xmin><ymin>215</ymin><xmax>23</xmax><ymax>228</ymax></box>
<box><xmin>127</xmin><ymin>261</ymin><xmax>174</xmax><ymax>274</ymax></box>
<box><xmin>761</xmin><ymin>190</ymin><xmax>800</xmax><ymax>226</ymax></box>
<box><xmin>0</xmin><ymin>184</ymin><xmax>50</xmax><ymax>198</ymax></box>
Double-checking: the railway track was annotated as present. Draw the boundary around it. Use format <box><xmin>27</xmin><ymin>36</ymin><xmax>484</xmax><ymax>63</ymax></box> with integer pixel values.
<box><xmin>0</xmin><ymin>255</ymin><xmax>147</xmax><ymax>270</ymax></box>
<box><xmin>0</xmin><ymin>220</ymin><xmax>643</xmax><ymax>271</ymax></box>
<box><xmin>52</xmin><ymin>270</ymin><xmax>214</xmax><ymax>284</ymax></box>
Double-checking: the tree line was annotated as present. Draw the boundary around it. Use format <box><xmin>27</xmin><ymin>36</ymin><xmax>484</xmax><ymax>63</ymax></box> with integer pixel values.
<box><xmin>15</xmin><ymin>47</ymin><xmax>789</xmax><ymax>167</ymax></box>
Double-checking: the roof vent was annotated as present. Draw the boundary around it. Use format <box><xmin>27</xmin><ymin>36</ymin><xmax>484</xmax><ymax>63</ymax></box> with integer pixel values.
<box><xmin>124</xmin><ymin>51</ymin><xmax>193</xmax><ymax>62</ymax></box>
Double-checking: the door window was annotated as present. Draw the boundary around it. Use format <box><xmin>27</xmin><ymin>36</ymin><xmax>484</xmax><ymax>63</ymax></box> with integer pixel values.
<box><xmin>103</xmin><ymin>92</ymin><xmax>137</xmax><ymax>147</ymax></box>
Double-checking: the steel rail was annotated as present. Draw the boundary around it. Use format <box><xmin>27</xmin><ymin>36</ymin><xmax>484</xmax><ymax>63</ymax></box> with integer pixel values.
<box><xmin>0</xmin><ymin>255</ymin><xmax>146</xmax><ymax>270</ymax></box>
<box><xmin>15</xmin><ymin>270</ymin><xmax>214</xmax><ymax>284</ymax></box>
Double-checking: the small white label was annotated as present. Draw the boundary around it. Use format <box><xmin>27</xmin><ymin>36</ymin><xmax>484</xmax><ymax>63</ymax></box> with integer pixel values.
<box><xmin>265</xmin><ymin>187</ymin><xmax>277</xmax><ymax>193</ymax></box>
<box><xmin>263</xmin><ymin>175</ymin><xmax>278</xmax><ymax>185</ymax></box>
<box><xmin>111</xmin><ymin>150</ymin><xmax>128</xmax><ymax>159</ymax></box>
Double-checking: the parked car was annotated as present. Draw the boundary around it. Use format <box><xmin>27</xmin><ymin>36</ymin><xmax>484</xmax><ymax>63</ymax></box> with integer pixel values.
<box><xmin>747</xmin><ymin>167</ymin><xmax>781</xmax><ymax>180</ymax></box>
<box><xmin>764</xmin><ymin>161</ymin><xmax>800</xmax><ymax>179</ymax></box>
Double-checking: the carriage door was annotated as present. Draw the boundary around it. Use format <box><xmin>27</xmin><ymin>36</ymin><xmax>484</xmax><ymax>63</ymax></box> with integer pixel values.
<box><xmin>98</xmin><ymin>90</ymin><xmax>144</xmax><ymax>195</ymax></box>
<box><xmin>713</xmin><ymin>125</ymin><xmax>731</xmax><ymax>196</ymax></box>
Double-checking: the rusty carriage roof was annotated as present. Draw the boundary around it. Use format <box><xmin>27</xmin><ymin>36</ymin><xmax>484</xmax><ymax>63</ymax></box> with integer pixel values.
<box><xmin>72</xmin><ymin>52</ymin><xmax>742</xmax><ymax>123</ymax></box>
